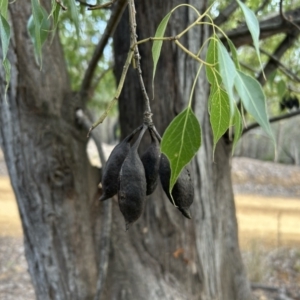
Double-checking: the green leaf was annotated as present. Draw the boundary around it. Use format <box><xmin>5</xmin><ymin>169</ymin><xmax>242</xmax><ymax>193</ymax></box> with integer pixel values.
<box><xmin>27</xmin><ymin>4</ymin><xmax>51</xmax><ymax>65</ymax></box>
<box><xmin>268</xmin><ymin>70</ymin><xmax>277</xmax><ymax>86</ymax></box>
<box><xmin>65</xmin><ymin>0</ymin><xmax>80</xmax><ymax>37</ymax></box>
<box><xmin>237</xmin><ymin>0</ymin><xmax>263</xmax><ymax>71</ymax></box>
<box><xmin>276</xmin><ymin>80</ymin><xmax>286</xmax><ymax>98</ymax></box>
<box><xmin>152</xmin><ymin>11</ymin><xmax>172</xmax><ymax>82</ymax></box>
<box><xmin>31</xmin><ymin>0</ymin><xmax>42</xmax><ymax>64</ymax></box>
<box><xmin>0</xmin><ymin>14</ymin><xmax>10</xmax><ymax>60</ymax></box>
<box><xmin>232</xmin><ymin>108</ymin><xmax>242</xmax><ymax>153</ymax></box>
<box><xmin>208</xmin><ymin>85</ymin><xmax>218</xmax><ymax>113</ymax></box>
<box><xmin>0</xmin><ymin>6</ymin><xmax>11</xmax><ymax>95</ymax></box>
<box><xmin>206</xmin><ymin>36</ymin><xmax>221</xmax><ymax>85</ymax></box>
<box><xmin>0</xmin><ymin>0</ymin><xmax>8</xmax><ymax>18</ymax></box>
<box><xmin>234</xmin><ymin>70</ymin><xmax>274</xmax><ymax>141</ymax></box>
<box><xmin>161</xmin><ymin>107</ymin><xmax>201</xmax><ymax>191</ymax></box>
<box><xmin>2</xmin><ymin>58</ymin><xmax>10</xmax><ymax>97</ymax></box>
<box><xmin>217</xmin><ymin>39</ymin><xmax>237</xmax><ymax>116</ymax></box>
<box><xmin>209</xmin><ymin>88</ymin><xmax>230</xmax><ymax>150</ymax></box>
<box><xmin>227</xmin><ymin>39</ymin><xmax>240</xmax><ymax>70</ymax></box>
<box><xmin>50</xmin><ymin>0</ymin><xmax>61</xmax><ymax>37</ymax></box>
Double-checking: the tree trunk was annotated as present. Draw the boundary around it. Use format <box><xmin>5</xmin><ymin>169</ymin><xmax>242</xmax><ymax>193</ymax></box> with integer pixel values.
<box><xmin>0</xmin><ymin>1</ymin><xmax>102</xmax><ymax>299</ymax></box>
<box><xmin>112</xmin><ymin>1</ymin><xmax>254</xmax><ymax>299</ymax></box>
<box><xmin>0</xmin><ymin>1</ymin><xmax>254</xmax><ymax>300</ymax></box>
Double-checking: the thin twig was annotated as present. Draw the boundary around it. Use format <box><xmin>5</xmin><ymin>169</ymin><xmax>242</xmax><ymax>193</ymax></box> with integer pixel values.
<box><xmin>55</xmin><ymin>0</ymin><xmax>67</xmax><ymax>10</ymax></box>
<box><xmin>87</xmin><ymin>49</ymin><xmax>134</xmax><ymax>136</ymax></box>
<box><xmin>135</xmin><ymin>36</ymin><xmax>177</xmax><ymax>46</ymax></box>
<box><xmin>279</xmin><ymin>0</ymin><xmax>300</xmax><ymax>31</ymax></box>
<box><xmin>88</xmin><ymin>1</ymin><xmax>116</xmax><ymax>10</ymax></box>
<box><xmin>81</xmin><ymin>0</ymin><xmax>127</xmax><ymax>95</ymax></box>
<box><xmin>251</xmin><ymin>283</ymin><xmax>279</xmax><ymax>292</ymax></box>
<box><xmin>242</xmin><ymin>110</ymin><xmax>300</xmax><ymax>135</ymax></box>
<box><xmin>128</xmin><ymin>0</ymin><xmax>153</xmax><ymax>125</ymax></box>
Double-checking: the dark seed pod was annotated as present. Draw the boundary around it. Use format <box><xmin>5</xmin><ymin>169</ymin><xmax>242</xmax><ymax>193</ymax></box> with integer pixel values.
<box><xmin>99</xmin><ymin>126</ymin><xmax>142</xmax><ymax>201</ymax></box>
<box><xmin>118</xmin><ymin>126</ymin><xmax>147</xmax><ymax>230</ymax></box>
<box><xmin>159</xmin><ymin>154</ymin><xmax>194</xmax><ymax>219</ymax></box>
<box><xmin>141</xmin><ymin>129</ymin><xmax>161</xmax><ymax>195</ymax></box>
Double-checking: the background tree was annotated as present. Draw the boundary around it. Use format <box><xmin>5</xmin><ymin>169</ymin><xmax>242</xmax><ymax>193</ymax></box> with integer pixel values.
<box><xmin>0</xmin><ymin>0</ymin><xmax>299</xmax><ymax>300</ymax></box>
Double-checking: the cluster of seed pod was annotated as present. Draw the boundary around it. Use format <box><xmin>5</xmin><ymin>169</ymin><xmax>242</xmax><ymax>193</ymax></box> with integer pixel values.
<box><xmin>100</xmin><ymin>124</ymin><xmax>194</xmax><ymax>229</ymax></box>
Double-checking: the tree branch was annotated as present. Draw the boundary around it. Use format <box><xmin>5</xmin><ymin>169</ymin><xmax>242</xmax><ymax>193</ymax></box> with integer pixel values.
<box><xmin>223</xmin><ymin>7</ymin><xmax>300</xmax><ymax>47</ymax></box>
<box><xmin>257</xmin><ymin>32</ymin><xmax>300</xmax><ymax>84</ymax></box>
<box><xmin>242</xmin><ymin>110</ymin><xmax>300</xmax><ymax>135</ymax></box>
<box><xmin>259</xmin><ymin>46</ymin><xmax>300</xmax><ymax>83</ymax></box>
<box><xmin>80</xmin><ymin>0</ymin><xmax>127</xmax><ymax>96</ymax></box>
<box><xmin>279</xmin><ymin>0</ymin><xmax>300</xmax><ymax>31</ymax></box>
<box><xmin>214</xmin><ymin>1</ymin><xmax>243</xmax><ymax>26</ymax></box>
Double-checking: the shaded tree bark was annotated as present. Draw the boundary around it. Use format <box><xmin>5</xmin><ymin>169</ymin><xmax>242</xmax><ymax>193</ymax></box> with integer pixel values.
<box><xmin>0</xmin><ymin>1</ymin><xmax>102</xmax><ymax>299</ymax></box>
<box><xmin>112</xmin><ymin>1</ymin><xmax>253</xmax><ymax>299</ymax></box>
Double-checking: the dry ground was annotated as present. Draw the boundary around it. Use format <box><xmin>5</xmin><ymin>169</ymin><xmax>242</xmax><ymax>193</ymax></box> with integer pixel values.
<box><xmin>1</xmin><ymin>157</ymin><xmax>300</xmax><ymax>299</ymax></box>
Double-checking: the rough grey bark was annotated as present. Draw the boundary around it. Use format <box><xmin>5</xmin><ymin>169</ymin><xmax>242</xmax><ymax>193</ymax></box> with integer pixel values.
<box><xmin>0</xmin><ymin>1</ymin><xmax>102</xmax><ymax>299</ymax></box>
<box><xmin>113</xmin><ymin>1</ymin><xmax>253</xmax><ymax>300</ymax></box>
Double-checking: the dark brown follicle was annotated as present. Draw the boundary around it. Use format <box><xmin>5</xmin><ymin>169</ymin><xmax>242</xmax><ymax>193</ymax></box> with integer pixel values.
<box><xmin>99</xmin><ymin>126</ymin><xmax>142</xmax><ymax>201</ymax></box>
<box><xmin>118</xmin><ymin>126</ymin><xmax>147</xmax><ymax>229</ymax></box>
<box><xmin>141</xmin><ymin>129</ymin><xmax>161</xmax><ymax>195</ymax></box>
<box><xmin>159</xmin><ymin>154</ymin><xmax>194</xmax><ymax>219</ymax></box>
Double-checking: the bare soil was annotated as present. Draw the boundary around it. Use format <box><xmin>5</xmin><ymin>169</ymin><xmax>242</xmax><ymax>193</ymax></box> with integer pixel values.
<box><xmin>1</xmin><ymin>156</ymin><xmax>300</xmax><ymax>299</ymax></box>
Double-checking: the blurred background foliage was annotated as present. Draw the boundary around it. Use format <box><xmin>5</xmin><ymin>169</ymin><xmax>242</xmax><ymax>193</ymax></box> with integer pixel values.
<box><xmin>58</xmin><ymin>2</ymin><xmax>116</xmax><ymax>113</ymax></box>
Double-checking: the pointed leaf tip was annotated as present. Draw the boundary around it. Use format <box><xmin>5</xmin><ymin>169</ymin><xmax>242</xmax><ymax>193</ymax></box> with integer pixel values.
<box><xmin>152</xmin><ymin>12</ymin><xmax>172</xmax><ymax>82</ymax></box>
<box><xmin>161</xmin><ymin>107</ymin><xmax>201</xmax><ymax>191</ymax></box>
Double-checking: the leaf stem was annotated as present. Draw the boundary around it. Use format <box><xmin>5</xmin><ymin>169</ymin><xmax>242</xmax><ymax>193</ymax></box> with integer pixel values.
<box><xmin>175</xmin><ymin>40</ymin><xmax>213</xmax><ymax>66</ymax></box>
<box><xmin>171</xmin><ymin>3</ymin><xmax>201</xmax><ymax>17</ymax></box>
<box><xmin>188</xmin><ymin>63</ymin><xmax>203</xmax><ymax>107</ymax></box>
<box><xmin>135</xmin><ymin>36</ymin><xmax>177</xmax><ymax>46</ymax></box>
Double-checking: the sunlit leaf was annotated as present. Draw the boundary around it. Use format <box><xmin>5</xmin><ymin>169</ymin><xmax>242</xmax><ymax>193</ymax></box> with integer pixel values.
<box><xmin>161</xmin><ymin>107</ymin><xmax>201</xmax><ymax>191</ymax></box>
<box><xmin>276</xmin><ymin>80</ymin><xmax>286</xmax><ymax>98</ymax></box>
<box><xmin>208</xmin><ymin>84</ymin><xmax>218</xmax><ymax>113</ymax></box>
<box><xmin>227</xmin><ymin>39</ymin><xmax>240</xmax><ymax>70</ymax></box>
<box><xmin>0</xmin><ymin>14</ymin><xmax>10</xmax><ymax>60</ymax></box>
<box><xmin>234</xmin><ymin>70</ymin><xmax>274</xmax><ymax>141</ymax></box>
<box><xmin>0</xmin><ymin>0</ymin><xmax>8</xmax><ymax>18</ymax></box>
<box><xmin>152</xmin><ymin>11</ymin><xmax>172</xmax><ymax>82</ymax></box>
<box><xmin>30</xmin><ymin>0</ymin><xmax>42</xmax><ymax>64</ymax></box>
<box><xmin>209</xmin><ymin>88</ymin><xmax>230</xmax><ymax>150</ymax></box>
<box><xmin>65</xmin><ymin>0</ymin><xmax>80</xmax><ymax>37</ymax></box>
<box><xmin>232</xmin><ymin>108</ymin><xmax>242</xmax><ymax>154</ymax></box>
<box><xmin>50</xmin><ymin>0</ymin><xmax>61</xmax><ymax>37</ymax></box>
<box><xmin>27</xmin><ymin>4</ymin><xmax>51</xmax><ymax>65</ymax></box>
<box><xmin>217</xmin><ymin>39</ymin><xmax>237</xmax><ymax>116</ymax></box>
<box><xmin>206</xmin><ymin>36</ymin><xmax>221</xmax><ymax>86</ymax></box>
<box><xmin>237</xmin><ymin>0</ymin><xmax>263</xmax><ymax>71</ymax></box>
<box><xmin>0</xmin><ymin>1</ymin><xmax>10</xmax><ymax>96</ymax></box>
<box><xmin>2</xmin><ymin>58</ymin><xmax>10</xmax><ymax>97</ymax></box>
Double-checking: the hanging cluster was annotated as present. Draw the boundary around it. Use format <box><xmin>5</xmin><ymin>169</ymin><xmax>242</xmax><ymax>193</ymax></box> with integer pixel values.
<box><xmin>100</xmin><ymin>125</ymin><xmax>194</xmax><ymax>230</ymax></box>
